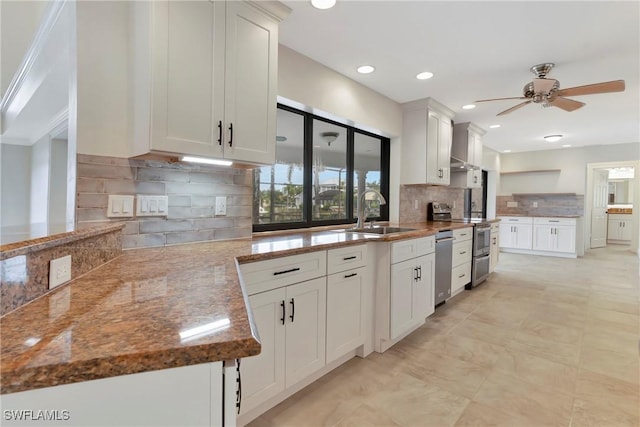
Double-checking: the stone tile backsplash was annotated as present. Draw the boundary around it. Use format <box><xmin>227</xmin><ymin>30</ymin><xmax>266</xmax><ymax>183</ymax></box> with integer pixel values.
<box><xmin>399</xmin><ymin>185</ymin><xmax>472</xmax><ymax>222</ymax></box>
<box><xmin>496</xmin><ymin>194</ymin><xmax>584</xmax><ymax>216</ymax></box>
<box><xmin>76</xmin><ymin>154</ymin><xmax>253</xmax><ymax>249</ymax></box>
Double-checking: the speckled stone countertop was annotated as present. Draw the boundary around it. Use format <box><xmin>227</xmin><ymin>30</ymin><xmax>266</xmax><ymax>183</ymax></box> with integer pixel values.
<box><xmin>0</xmin><ymin>221</ymin><xmax>468</xmax><ymax>394</ymax></box>
<box><xmin>0</xmin><ymin>223</ymin><xmax>125</xmax><ymax>261</ymax></box>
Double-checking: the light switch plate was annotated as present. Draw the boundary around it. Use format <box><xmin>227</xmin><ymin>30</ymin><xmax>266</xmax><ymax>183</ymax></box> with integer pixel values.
<box><xmin>136</xmin><ymin>195</ymin><xmax>169</xmax><ymax>217</ymax></box>
<box><xmin>215</xmin><ymin>196</ymin><xmax>227</xmax><ymax>216</ymax></box>
<box><xmin>49</xmin><ymin>255</ymin><xmax>72</xmax><ymax>289</ymax></box>
<box><xmin>107</xmin><ymin>195</ymin><xmax>135</xmax><ymax>218</ymax></box>
<box><xmin>507</xmin><ymin>201</ymin><xmax>518</xmax><ymax>208</ymax></box>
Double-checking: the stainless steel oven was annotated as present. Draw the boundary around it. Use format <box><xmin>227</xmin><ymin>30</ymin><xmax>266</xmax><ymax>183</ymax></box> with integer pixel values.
<box><xmin>472</xmin><ymin>253</ymin><xmax>490</xmax><ymax>287</ymax></box>
<box><xmin>473</xmin><ymin>224</ymin><xmax>491</xmax><ymax>257</ymax></box>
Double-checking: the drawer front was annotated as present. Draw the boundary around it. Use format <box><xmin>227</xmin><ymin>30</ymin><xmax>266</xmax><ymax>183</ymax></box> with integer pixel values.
<box><xmin>491</xmin><ymin>222</ymin><xmax>500</xmax><ymax>232</ymax></box>
<box><xmin>533</xmin><ymin>217</ymin><xmax>576</xmax><ymax>226</ymax></box>
<box><xmin>499</xmin><ymin>216</ymin><xmax>533</xmax><ymax>224</ymax></box>
<box><xmin>240</xmin><ymin>251</ymin><xmax>327</xmax><ymax>295</ymax></box>
<box><xmin>452</xmin><ymin>240</ymin><xmax>473</xmax><ymax>267</ymax></box>
<box><xmin>451</xmin><ymin>262</ymin><xmax>471</xmax><ymax>290</ymax></box>
<box><xmin>327</xmin><ymin>244</ymin><xmax>368</xmax><ymax>275</ymax></box>
<box><xmin>453</xmin><ymin>227</ymin><xmax>473</xmax><ymax>242</ymax></box>
<box><xmin>391</xmin><ymin>236</ymin><xmax>434</xmax><ymax>264</ymax></box>
<box><xmin>608</xmin><ymin>214</ymin><xmax>632</xmax><ymax>221</ymax></box>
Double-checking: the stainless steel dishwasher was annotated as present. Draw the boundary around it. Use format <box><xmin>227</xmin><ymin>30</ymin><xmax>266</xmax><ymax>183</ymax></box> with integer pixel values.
<box><xmin>434</xmin><ymin>229</ymin><xmax>454</xmax><ymax>306</ymax></box>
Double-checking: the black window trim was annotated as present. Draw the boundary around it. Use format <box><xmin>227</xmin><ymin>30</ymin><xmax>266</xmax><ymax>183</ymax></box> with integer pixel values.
<box><xmin>253</xmin><ymin>103</ymin><xmax>390</xmax><ymax>233</ymax></box>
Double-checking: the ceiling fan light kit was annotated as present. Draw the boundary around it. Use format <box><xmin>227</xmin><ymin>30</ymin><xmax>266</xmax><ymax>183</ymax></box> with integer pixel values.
<box><xmin>475</xmin><ymin>63</ymin><xmax>625</xmax><ymax>116</ymax></box>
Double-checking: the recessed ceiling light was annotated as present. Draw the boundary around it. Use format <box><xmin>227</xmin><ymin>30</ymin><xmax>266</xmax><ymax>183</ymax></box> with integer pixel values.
<box><xmin>544</xmin><ymin>134</ymin><xmax>563</xmax><ymax>142</ymax></box>
<box><xmin>416</xmin><ymin>71</ymin><xmax>434</xmax><ymax>80</ymax></box>
<box><xmin>503</xmin><ymin>150</ymin><xmax>512</xmax><ymax>153</ymax></box>
<box><xmin>489</xmin><ymin>124</ymin><xmax>501</xmax><ymax>129</ymax></box>
<box><xmin>462</xmin><ymin>104</ymin><xmax>476</xmax><ymax>110</ymax></box>
<box><xmin>562</xmin><ymin>144</ymin><xmax>572</xmax><ymax>148</ymax></box>
<box><xmin>311</xmin><ymin>0</ymin><xmax>336</xmax><ymax>9</ymax></box>
<box><xmin>357</xmin><ymin>65</ymin><xmax>375</xmax><ymax>74</ymax></box>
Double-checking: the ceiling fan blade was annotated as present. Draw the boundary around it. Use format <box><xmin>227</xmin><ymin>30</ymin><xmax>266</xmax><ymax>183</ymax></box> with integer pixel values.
<box><xmin>476</xmin><ymin>96</ymin><xmax>527</xmax><ymax>102</ymax></box>
<box><xmin>549</xmin><ymin>97</ymin><xmax>585</xmax><ymax>112</ymax></box>
<box><xmin>556</xmin><ymin>80</ymin><xmax>625</xmax><ymax>97</ymax></box>
<box><xmin>533</xmin><ymin>78</ymin><xmax>557</xmax><ymax>94</ymax></box>
<box><xmin>496</xmin><ymin>100</ymin><xmax>532</xmax><ymax>116</ymax></box>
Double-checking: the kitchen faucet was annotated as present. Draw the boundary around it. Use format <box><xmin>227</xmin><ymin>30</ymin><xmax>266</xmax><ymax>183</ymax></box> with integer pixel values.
<box><xmin>356</xmin><ymin>189</ymin><xmax>386</xmax><ymax>229</ymax></box>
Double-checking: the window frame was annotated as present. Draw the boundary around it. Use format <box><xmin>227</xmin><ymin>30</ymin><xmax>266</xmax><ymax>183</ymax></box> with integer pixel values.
<box><xmin>253</xmin><ymin>104</ymin><xmax>390</xmax><ymax>232</ymax></box>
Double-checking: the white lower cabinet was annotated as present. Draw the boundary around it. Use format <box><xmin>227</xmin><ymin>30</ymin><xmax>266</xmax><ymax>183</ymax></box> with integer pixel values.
<box><xmin>1</xmin><ymin>362</ymin><xmax>228</xmax><ymax>426</ymax></box>
<box><xmin>240</xmin><ymin>276</ymin><xmax>326</xmax><ymax>416</ymax></box>
<box><xmin>499</xmin><ymin>217</ymin><xmax>533</xmax><ymax>250</ymax></box>
<box><xmin>489</xmin><ymin>223</ymin><xmax>499</xmax><ymax>273</ymax></box>
<box><xmin>390</xmin><ymin>253</ymin><xmax>434</xmax><ymax>340</ymax></box>
<box><xmin>451</xmin><ymin>227</ymin><xmax>473</xmax><ymax>295</ymax></box>
<box><xmin>375</xmin><ymin>236</ymin><xmax>435</xmax><ymax>352</ymax></box>
<box><xmin>607</xmin><ymin>214</ymin><xmax>632</xmax><ymax>242</ymax></box>
<box><xmin>326</xmin><ymin>266</ymin><xmax>366</xmax><ymax>363</ymax></box>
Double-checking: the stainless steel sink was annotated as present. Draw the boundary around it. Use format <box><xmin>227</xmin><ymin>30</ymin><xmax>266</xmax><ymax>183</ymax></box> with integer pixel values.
<box><xmin>338</xmin><ymin>226</ymin><xmax>417</xmax><ymax>235</ymax></box>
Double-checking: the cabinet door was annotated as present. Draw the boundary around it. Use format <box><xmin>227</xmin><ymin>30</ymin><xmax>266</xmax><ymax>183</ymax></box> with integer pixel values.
<box><xmin>2</xmin><ymin>363</ymin><xmax>215</xmax><ymax>426</ymax></box>
<box><xmin>240</xmin><ymin>288</ymin><xmax>286</xmax><ymax>415</ymax></box>
<box><xmin>285</xmin><ymin>277</ymin><xmax>326</xmax><ymax>388</ymax></box>
<box><xmin>554</xmin><ymin>226</ymin><xmax>576</xmax><ymax>253</ymax></box>
<box><xmin>415</xmin><ymin>253</ymin><xmax>435</xmax><ymax>320</ymax></box>
<box><xmin>151</xmin><ymin>1</ymin><xmax>225</xmax><ymax>158</ymax></box>
<box><xmin>326</xmin><ymin>267</ymin><xmax>366</xmax><ymax>364</ymax></box>
<box><xmin>490</xmin><ymin>231</ymin><xmax>499</xmax><ymax>272</ymax></box>
<box><xmin>620</xmin><ymin>220</ymin><xmax>632</xmax><ymax>241</ymax></box>
<box><xmin>514</xmin><ymin>224</ymin><xmax>533</xmax><ymax>249</ymax></box>
<box><xmin>223</xmin><ymin>2</ymin><xmax>278</xmax><ymax>164</ymax></box>
<box><xmin>498</xmin><ymin>223</ymin><xmax>514</xmax><ymax>248</ymax></box>
<box><xmin>425</xmin><ymin>112</ymin><xmax>442</xmax><ymax>184</ymax></box>
<box><xmin>438</xmin><ymin>115</ymin><xmax>452</xmax><ymax>185</ymax></box>
<box><xmin>390</xmin><ymin>258</ymin><xmax>420</xmax><ymax>339</ymax></box>
<box><xmin>533</xmin><ymin>225</ymin><xmax>554</xmax><ymax>251</ymax></box>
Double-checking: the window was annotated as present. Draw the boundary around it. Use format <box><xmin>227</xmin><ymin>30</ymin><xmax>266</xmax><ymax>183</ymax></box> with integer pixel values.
<box><xmin>253</xmin><ymin>104</ymin><xmax>389</xmax><ymax>231</ymax></box>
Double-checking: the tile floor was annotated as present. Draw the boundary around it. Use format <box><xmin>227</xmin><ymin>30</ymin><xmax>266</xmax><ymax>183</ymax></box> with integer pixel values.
<box><xmin>247</xmin><ymin>245</ymin><xmax>640</xmax><ymax>427</ymax></box>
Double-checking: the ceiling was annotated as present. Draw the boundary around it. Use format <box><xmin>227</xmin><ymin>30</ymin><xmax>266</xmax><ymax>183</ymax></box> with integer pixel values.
<box><xmin>279</xmin><ymin>1</ymin><xmax>640</xmax><ymax>154</ymax></box>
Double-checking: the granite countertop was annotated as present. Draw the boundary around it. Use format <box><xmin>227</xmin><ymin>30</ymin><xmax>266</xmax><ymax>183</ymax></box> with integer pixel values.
<box><xmin>1</xmin><ymin>221</ymin><xmax>468</xmax><ymax>394</ymax></box>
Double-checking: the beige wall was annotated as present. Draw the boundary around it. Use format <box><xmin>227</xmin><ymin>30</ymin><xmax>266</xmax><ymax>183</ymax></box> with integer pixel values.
<box><xmin>500</xmin><ymin>143</ymin><xmax>639</xmax><ymax>195</ymax></box>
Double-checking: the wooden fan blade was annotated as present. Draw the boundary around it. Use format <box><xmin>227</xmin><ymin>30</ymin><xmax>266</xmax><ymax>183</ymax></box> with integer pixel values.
<box><xmin>556</xmin><ymin>80</ymin><xmax>625</xmax><ymax>97</ymax></box>
<box><xmin>497</xmin><ymin>100</ymin><xmax>532</xmax><ymax>116</ymax></box>
<box><xmin>549</xmin><ymin>97</ymin><xmax>585</xmax><ymax>112</ymax></box>
<box><xmin>476</xmin><ymin>96</ymin><xmax>527</xmax><ymax>102</ymax></box>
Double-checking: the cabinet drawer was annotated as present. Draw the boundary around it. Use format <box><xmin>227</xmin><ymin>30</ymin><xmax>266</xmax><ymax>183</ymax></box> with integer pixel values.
<box><xmin>499</xmin><ymin>216</ymin><xmax>533</xmax><ymax>224</ymax></box>
<box><xmin>240</xmin><ymin>251</ymin><xmax>327</xmax><ymax>295</ymax></box>
<box><xmin>451</xmin><ymin>262</ymin><xmax>471</xmax><ymax>291</ymax></box>
<box><xmin>391</xmin><ymin>236</ymin><xmax>435</xmax><ymax>264</ymax></box>
<box><xmin>453</xmin><ymin>227</ymin><xmax>473</xmax><ymax>242</ymax></box>
<box><xmin>452</xmin><ymin>240</ymin><xmax>473</xmax><ymax>267</ymax></box>
<box><xmin>327</xmin><ymin>244</ymin><xmax>368</xmax><ymax>275</ymax></box>
<box><xmin>491</xmin><ymin>222</ymin><xmax>500</xmax><ymax>232</ymax></box>
<box><xmin>533</xmin><ymin>217</ymin><xmax>576</xmax><ymax>226</ymax></box>
<box><xmin>608</xmin><ymin>214</ymin><xmax>632</xmax><ymax>221</ymax></box>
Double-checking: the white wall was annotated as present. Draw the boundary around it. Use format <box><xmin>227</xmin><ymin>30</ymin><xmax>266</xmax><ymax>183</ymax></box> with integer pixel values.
<box><xmin>49</xmin><ymin>138</ymin><xmax>68</xmax><ymax>225</ymax></box>
<box><xmin>500</xmin><ymin>143</ymin><xmax>640</xmax><ymax>195</ymax></box>
<box><xmin>30</xmin><ymin>136</ymin><xmax>51</xmax><ymax>224</ymax></box>
<box><xmin>0</xmin><ymin>144</ymin><xmax>31</xmax><ymax>229</ymax></box>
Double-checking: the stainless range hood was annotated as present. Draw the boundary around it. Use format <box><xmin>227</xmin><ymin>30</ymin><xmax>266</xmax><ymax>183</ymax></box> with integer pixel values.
<box><xmin>450</xmin><ymin>156</ymin><xmax>480</xmax><ymax>172</ymax></box>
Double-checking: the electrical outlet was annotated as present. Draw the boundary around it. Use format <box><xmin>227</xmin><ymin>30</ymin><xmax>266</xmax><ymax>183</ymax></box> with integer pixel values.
<box><xmin>215</xmin><ymin>196</ymin><xmax>227</xmax><ymax>216</ymax></box>
<box><xmin>507</xmin><ymin>201</ymin><xmax>518</xmax><ymax>208</ymax></box>
<box><xmin>49</xmin><ymin>255</ymin><xmax>72</xmax><ymax>289</ymax></box>
<box><xmin>414</xmin><ymin>199</ymin><xmax>419</xmax><ymax>209</ymax></box>
<box><xmin>532</xmin><ymin>201</ymin><xmax>538</xmax><ymax>208</ymax></box>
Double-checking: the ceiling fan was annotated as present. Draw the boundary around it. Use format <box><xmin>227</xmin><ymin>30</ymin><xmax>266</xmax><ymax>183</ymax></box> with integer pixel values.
<box><xmin>476</xmin><ymin>63</ymin><xmax>625</xmax><ymax>116</ymax></box>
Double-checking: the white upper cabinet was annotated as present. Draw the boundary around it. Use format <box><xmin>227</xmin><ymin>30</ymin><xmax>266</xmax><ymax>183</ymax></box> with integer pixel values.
<box><xmin>401</xmin><ymin>98</ymin><xmax>455</xmax><ymax>185</ymax></box>
<box><xmin>451</xmin><ymin>122</ymin><xmax>485</xmax><ymax>188</ymax></box>
<box><xmin>131</xmin><ymin>1</ymin><xmax>289</xmax><ymax>164</ymax></box>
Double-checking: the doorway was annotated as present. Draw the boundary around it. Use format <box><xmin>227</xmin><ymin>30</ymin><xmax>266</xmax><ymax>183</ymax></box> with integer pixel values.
<box><xmin>585</xmin><ymin>160</ymin><xmax>639</xmax><ymax>253</ymax></box>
